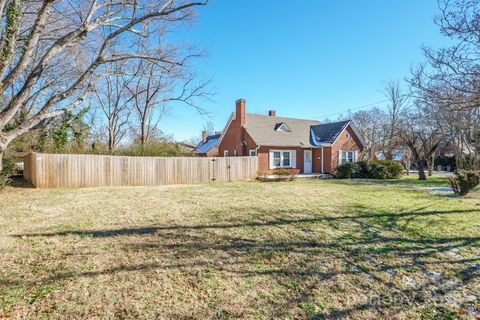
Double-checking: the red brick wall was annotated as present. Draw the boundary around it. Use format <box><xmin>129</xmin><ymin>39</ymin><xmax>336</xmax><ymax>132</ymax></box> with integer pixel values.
<box><xmin>218</xmin><ymin>124</ymin><xmax>257</xmax><ymax>157</ymax></box>
<box><xmin>311</xmin><ymin>125</ymin><xmax>363</xmax><ymax>174</ymax></box>
<box><xmin>206</xmin><ymin>148</ymin><xmax>219</xmax><ymax>157</ymax></box>
<box><xmin>218</xmin><ymin>116</ymin><xmax>242</xmax><ymax>156</ymax></box>
<box><xmin>218</xmin><ymin>100</ymin><xmax>258</xmax><ymax>157</ymax></box>
<box><xmin>257</xmin><ymin>146</ymin><xmax>305</xmax><ymax>174</ymax></box>
<box><xmin>330</xmin><ymin>125</ymin><xmax>364</xmax><ymax>172</ymax></box>
<box><xmin>312</xmin><ymin>147</ymin><xmax>332</xmax><ymax>173</ymax></box>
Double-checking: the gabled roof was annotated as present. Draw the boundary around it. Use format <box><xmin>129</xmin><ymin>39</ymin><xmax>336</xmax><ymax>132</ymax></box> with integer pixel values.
<box><xmin>193</xmin><ymin>133</ymin><xmax>221</xmax><ymax>154</ymax></box>
<box><xmin>244</xmin><ymin>114</ymin><xmax>320</xmax><ymax>147</ymax></box>
<box><xmin>310</xmin><ymin>120</ymin><xmax>350</xmax><ymax>146</ymax></box>
<box><xmin>310</xmin><ymin>120</ymin><xmax>367</xmax><ymax>147</ymax></box>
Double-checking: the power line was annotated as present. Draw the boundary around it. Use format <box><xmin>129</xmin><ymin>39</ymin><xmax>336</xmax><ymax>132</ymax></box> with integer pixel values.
<box><xmin>314</xmin><ymin>98</ymin><xmax>391</xmax><ymax>119</ymax></box>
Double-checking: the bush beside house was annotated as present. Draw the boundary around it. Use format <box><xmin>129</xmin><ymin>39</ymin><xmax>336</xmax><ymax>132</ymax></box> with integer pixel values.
<box><xmin>257</xmin><ymin>168</ymin><xmax>298</xmax><ymax>182</ymax></box>
<box><xmin>336</xmin><ymin>160</ymin><xmax>403</xmax><ymax>180</ymax></box>
<box><xmin>448</xmin><ymin>170</ymin><xmax>480</xmax><ymax>195</ymax></box>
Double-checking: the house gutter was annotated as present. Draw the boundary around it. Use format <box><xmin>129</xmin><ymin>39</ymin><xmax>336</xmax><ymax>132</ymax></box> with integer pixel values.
<box><xmin>321</xmin><ymin>147</ymin><xmax>324</xmax><ymax>174</ymax></box>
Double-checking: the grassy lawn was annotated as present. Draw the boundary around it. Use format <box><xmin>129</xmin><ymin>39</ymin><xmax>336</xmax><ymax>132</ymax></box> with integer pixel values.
<box><xmin>0</xmin><ymin>178</ymin><xmax>479</xmax><ymax>319</ymax></box>
<box><xmin>387</xmin><ymin>174</ymin><xmax>451</xmax><ymax>187</ymax></box>
<box><xmin>344</xmin><ymin>174</ymin><xmax>451</xmax><ymax>188</ymax></box>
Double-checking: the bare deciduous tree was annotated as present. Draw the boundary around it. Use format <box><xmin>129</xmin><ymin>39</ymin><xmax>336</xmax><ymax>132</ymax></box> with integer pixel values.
<box><xmin>381</xmin><ymin>80</ymin><xmax>409</xmax><ymax>160</ymax></box>
<box><xmin>93</xmin><ymin>65</ymin><xmax>133</xmax><ymax>152</ymax></box>
<box><xmin>409</xmin><ymin>0</ymin><xmax>480</xmax><ymax>171</ymax></box>
<box><xmin>0</xmin><ymin>0</ymin><xmax>208</xmax><ymax>172</ymax></box>
<box><xmin>348</xmin><ymin>107</ymin><xmax>386</xmax><ymax>160</ymax></box>
<box><xmin>128</xmin><ymin>60</ymin><xmax>210</xmax><ymax>146</ymax></box>
<box><xmin>395</xmin><ymin>103</ymin><xmax>444</xmax><ymax>180</ymax></box>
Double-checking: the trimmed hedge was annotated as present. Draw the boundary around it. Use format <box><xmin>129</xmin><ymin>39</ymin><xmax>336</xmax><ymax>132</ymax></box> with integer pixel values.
<box><xmin>336</xmin><ymin>162</ymin><xmax>355</xmax><ymax>179</ymax></box>
<box><xmin>335</xmin><ymin>160</ymin><xmax>403</xmax><ymax>180</ymax></box>
<box><xmin>370</xmin><ymin>160</ymin><xmax>403</xmax><ymax>179</ymax></box>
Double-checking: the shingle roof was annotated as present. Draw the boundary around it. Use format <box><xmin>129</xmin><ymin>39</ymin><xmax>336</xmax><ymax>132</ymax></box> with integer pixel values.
<box><xmin>310</xmin><ymin>120</ymin><xmax>351</xmax><ymax>146</ymax></box>
<box><xmin>244</xmin><ymin>114</ymin><xmax>320</xmax><ymax>147</ymax></box>
<box><xmin>193</xmin><ymin>134</ymin><xmax>221</xmax><ymax>154</ymax></box>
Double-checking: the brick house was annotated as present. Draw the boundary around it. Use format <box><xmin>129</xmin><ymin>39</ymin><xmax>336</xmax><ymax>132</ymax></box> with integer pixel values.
<box><xmin>217</xmin><ymin>99</ymin><xmax>366</xmax><ymax>174</ymax></box>
<box><xmin>192</xmin><ymin>131</ymin><xmax>221</xmax><ymax>157</ymax></box>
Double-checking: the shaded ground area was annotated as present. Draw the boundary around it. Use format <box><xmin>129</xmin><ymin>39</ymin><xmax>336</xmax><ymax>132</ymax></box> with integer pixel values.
<box><xmin>0</xmin><ymin>178</ymin><xmax>479</xmax><ymax>319</ymax></box>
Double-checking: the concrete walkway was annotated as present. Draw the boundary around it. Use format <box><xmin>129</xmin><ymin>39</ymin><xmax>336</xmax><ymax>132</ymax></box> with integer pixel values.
<box><xmin>296</xmin><ymin>173</ymin><xmax>334</xmax><ymax>179</ymax></box>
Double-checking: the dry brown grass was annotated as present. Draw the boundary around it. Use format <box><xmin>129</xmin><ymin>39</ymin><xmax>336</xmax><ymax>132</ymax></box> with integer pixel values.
<box><xmin>0</xmin><ymin>179</ymin><xmax>479</xmax><ymax>319</ymax></box>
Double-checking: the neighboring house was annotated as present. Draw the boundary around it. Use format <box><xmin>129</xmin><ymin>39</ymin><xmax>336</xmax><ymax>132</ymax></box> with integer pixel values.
<box><xmin>375</xmin><ymin>149</ymin><xmax>408</xmax><ymax>162</ymax></box>
<box><xmin>193</xmin><ymin>131</ymin><xmax>221</xmax><ymax>157</ymax></box>
<box><xmin>217</xmin><ymin>99</ymin><xmax>366</xmax><ymax>174</ymax></box>
<box><xmin>177</xmin><ymin>142</ymin><xmax>196</xmax><ymax>154</ymax></box>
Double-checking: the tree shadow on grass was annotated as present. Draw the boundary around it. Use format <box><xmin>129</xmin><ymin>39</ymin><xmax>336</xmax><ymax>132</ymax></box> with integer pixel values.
<box><xmin>13</xmin><ymin>208</ymin><xmax>479</xmax><ymax>238</ymax></box>
<box><xmin>7</xmin><ymin>207</ymin><xmax>480</xmax><ymax>318</ymax></box>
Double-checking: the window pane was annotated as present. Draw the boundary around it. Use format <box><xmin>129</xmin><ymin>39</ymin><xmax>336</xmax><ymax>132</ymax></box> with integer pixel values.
<box><xmin>305</xmin><ymin>151</ymin><xmax>311</xmax><ymax>161</ymax></box>
<box><xmin>348</xmin><ymin>151</ymin><xmax>354</xmax><ymax>162</ymax></box>
<box><xmin>282</xmin><ymin>152</ymin><xmax>290</xmax><ymax>166</ymax></box>
<box><xmin>273</xmin><ymin>152</ymin><xmax>281</xmax><ymax>167</ymax></box>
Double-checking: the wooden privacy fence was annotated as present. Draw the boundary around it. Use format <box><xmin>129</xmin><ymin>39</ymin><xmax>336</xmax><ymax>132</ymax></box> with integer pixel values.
<box><xmin>23</xmin><ymin>153</ymin><xmax>258</xmax><ymax>188</ymax></box>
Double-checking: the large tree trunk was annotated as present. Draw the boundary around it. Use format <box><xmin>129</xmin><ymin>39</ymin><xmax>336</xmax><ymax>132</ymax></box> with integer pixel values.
<box><xmin>0</xmin><ymin>140</ymin><xmax>7</xmax><ymax>173</ymax></box>
<box><xmin>140</xmin><ymin>121</ymin><xmax>146</xmax><ymax>146</ymax></box>
<box><xmin>0</xmin><ymin>149</ymin><xmax>3</xmax><ymax>173</ymax></box>
<box><xmin>385</xmin><ymin>149</ymin><xmax>393</xmax><ymax>161</ymax></box>
<box><xmin>427</xmin><ymin>152</ymin><xmax>435</xmax><ymax>176</ymax></box>
<box><xmin>418</xmin><ymin>159</ymin><xmax>427</xmax><ymax>180</ymax></box>
<box><xmin>405</xmin><ymin>156</ymin><xmax>411</xmax><ymax>175</ymax></box>
<box><xmin>108</xmin><ymin>129</ymin><xmax>114</xmax><ymax>152</ymax></box>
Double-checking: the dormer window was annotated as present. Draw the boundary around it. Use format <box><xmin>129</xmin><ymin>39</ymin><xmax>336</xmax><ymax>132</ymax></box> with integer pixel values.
<box><xmin>274</xmin><ymin>122</ymin><xmax>291</xmax><ymax>132</ymax></box>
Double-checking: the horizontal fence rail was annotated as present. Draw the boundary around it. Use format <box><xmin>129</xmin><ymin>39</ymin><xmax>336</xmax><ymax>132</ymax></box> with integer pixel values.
<box><xmin>23</xmin><ymin>153</ymin><xmax>258</xmax><ymax>188</ymax></box>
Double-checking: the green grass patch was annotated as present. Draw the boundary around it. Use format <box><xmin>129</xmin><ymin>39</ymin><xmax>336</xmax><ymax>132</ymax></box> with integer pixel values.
<box><xmin>0</xmin><ymin>179</ymin><xmax>478</xmax><ymax>318</ymax></box>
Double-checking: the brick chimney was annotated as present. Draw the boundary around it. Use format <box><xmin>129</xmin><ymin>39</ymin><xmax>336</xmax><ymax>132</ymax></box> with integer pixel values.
<box><xmin>268</xmin><ymin>110</ymin><xmax>276</xmax><ymax>117</ymax></box>
<box><xmin>202</xmin><ymin>130</ymin><xmax>207</xmax><ymax>143</ymax></box>
<box><xmin>236</xmin><ymin>99</ymin><xmax>246</xmax><ymax>126</ymax></box>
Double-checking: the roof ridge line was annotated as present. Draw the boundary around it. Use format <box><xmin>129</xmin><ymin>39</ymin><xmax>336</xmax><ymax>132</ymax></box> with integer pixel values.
<box><xmin>246</xmin><ymin>113</ymin><xmax>320</xmax><ymax>122</ymax></box>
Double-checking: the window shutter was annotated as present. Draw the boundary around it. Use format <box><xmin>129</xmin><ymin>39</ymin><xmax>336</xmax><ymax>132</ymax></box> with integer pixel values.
<box><xmin>338</xmin><ymin>150</ymin><xmax>342</xmax><ymax>165</ymax></box>
<box><xmin>269</xmin><ymin>151</ymin><xmax>274</xmax><ymax>169</ymax></box>
<box><xmin>354</xmin><ymin>150</ymin><xmax>357</xmax><ymax>163</ymax></box>
<box><xmin>291</xmin><ymin>150</ymin><xmax>296</xmax><ymax>168</ymax></box>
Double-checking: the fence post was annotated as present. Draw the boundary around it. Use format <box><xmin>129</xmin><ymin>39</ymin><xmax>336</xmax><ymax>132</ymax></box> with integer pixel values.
<box><xmin>211</xmin><ymin>158</ymin><xmax>216</xmax><ymax>181</ymax></box>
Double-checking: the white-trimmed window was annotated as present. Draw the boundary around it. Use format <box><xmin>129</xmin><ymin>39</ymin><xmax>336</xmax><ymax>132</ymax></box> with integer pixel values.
<box><xmin>340</xmin><ymin>150</ymin><xmax>356</xmax><ymax>165</ymax></box>
<box><xmin>269</xmin><ymin>150</ymin><xmax>296</xmax><ymax>169</ymax></box>
<box><xmin>224</xmin><ymin>150</ymin><xmax>228</xmax><ymax>157</ymax></box>
<box><xmin>249</xmin><ymin>149</ymin><xmax>257</xmax><ymax>156</ymax></box>
<box><xmin>234</xmin><ymin>149</ymin><xmax>237</xmax><ymax>156</ymax></box>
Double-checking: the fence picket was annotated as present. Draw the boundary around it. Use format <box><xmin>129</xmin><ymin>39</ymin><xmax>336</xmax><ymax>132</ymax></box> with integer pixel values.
<box><xmin>23</xmin><ymin>153</ymin><xmax>258</xmax><ymax>188</ymax></box>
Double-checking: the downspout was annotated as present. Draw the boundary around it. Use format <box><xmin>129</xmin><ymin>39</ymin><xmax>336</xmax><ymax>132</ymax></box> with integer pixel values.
<box><xmin>321</xmin><ymin>147</ymin><xmax>324</xmax><ymax>174</ymax></box>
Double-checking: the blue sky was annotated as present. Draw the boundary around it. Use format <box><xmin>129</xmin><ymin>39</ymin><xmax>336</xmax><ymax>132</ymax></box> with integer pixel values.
<box><xmin>163</xmin><ymin>0</ymin><xmax>448</xmax><ymax>142</ymax></box>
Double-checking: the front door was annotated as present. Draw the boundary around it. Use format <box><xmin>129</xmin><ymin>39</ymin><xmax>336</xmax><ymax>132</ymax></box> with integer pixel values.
<box><xmin>304</xmin><ymin>150</ymin><xmax>312</xmax><ymax>174</ymax></box>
